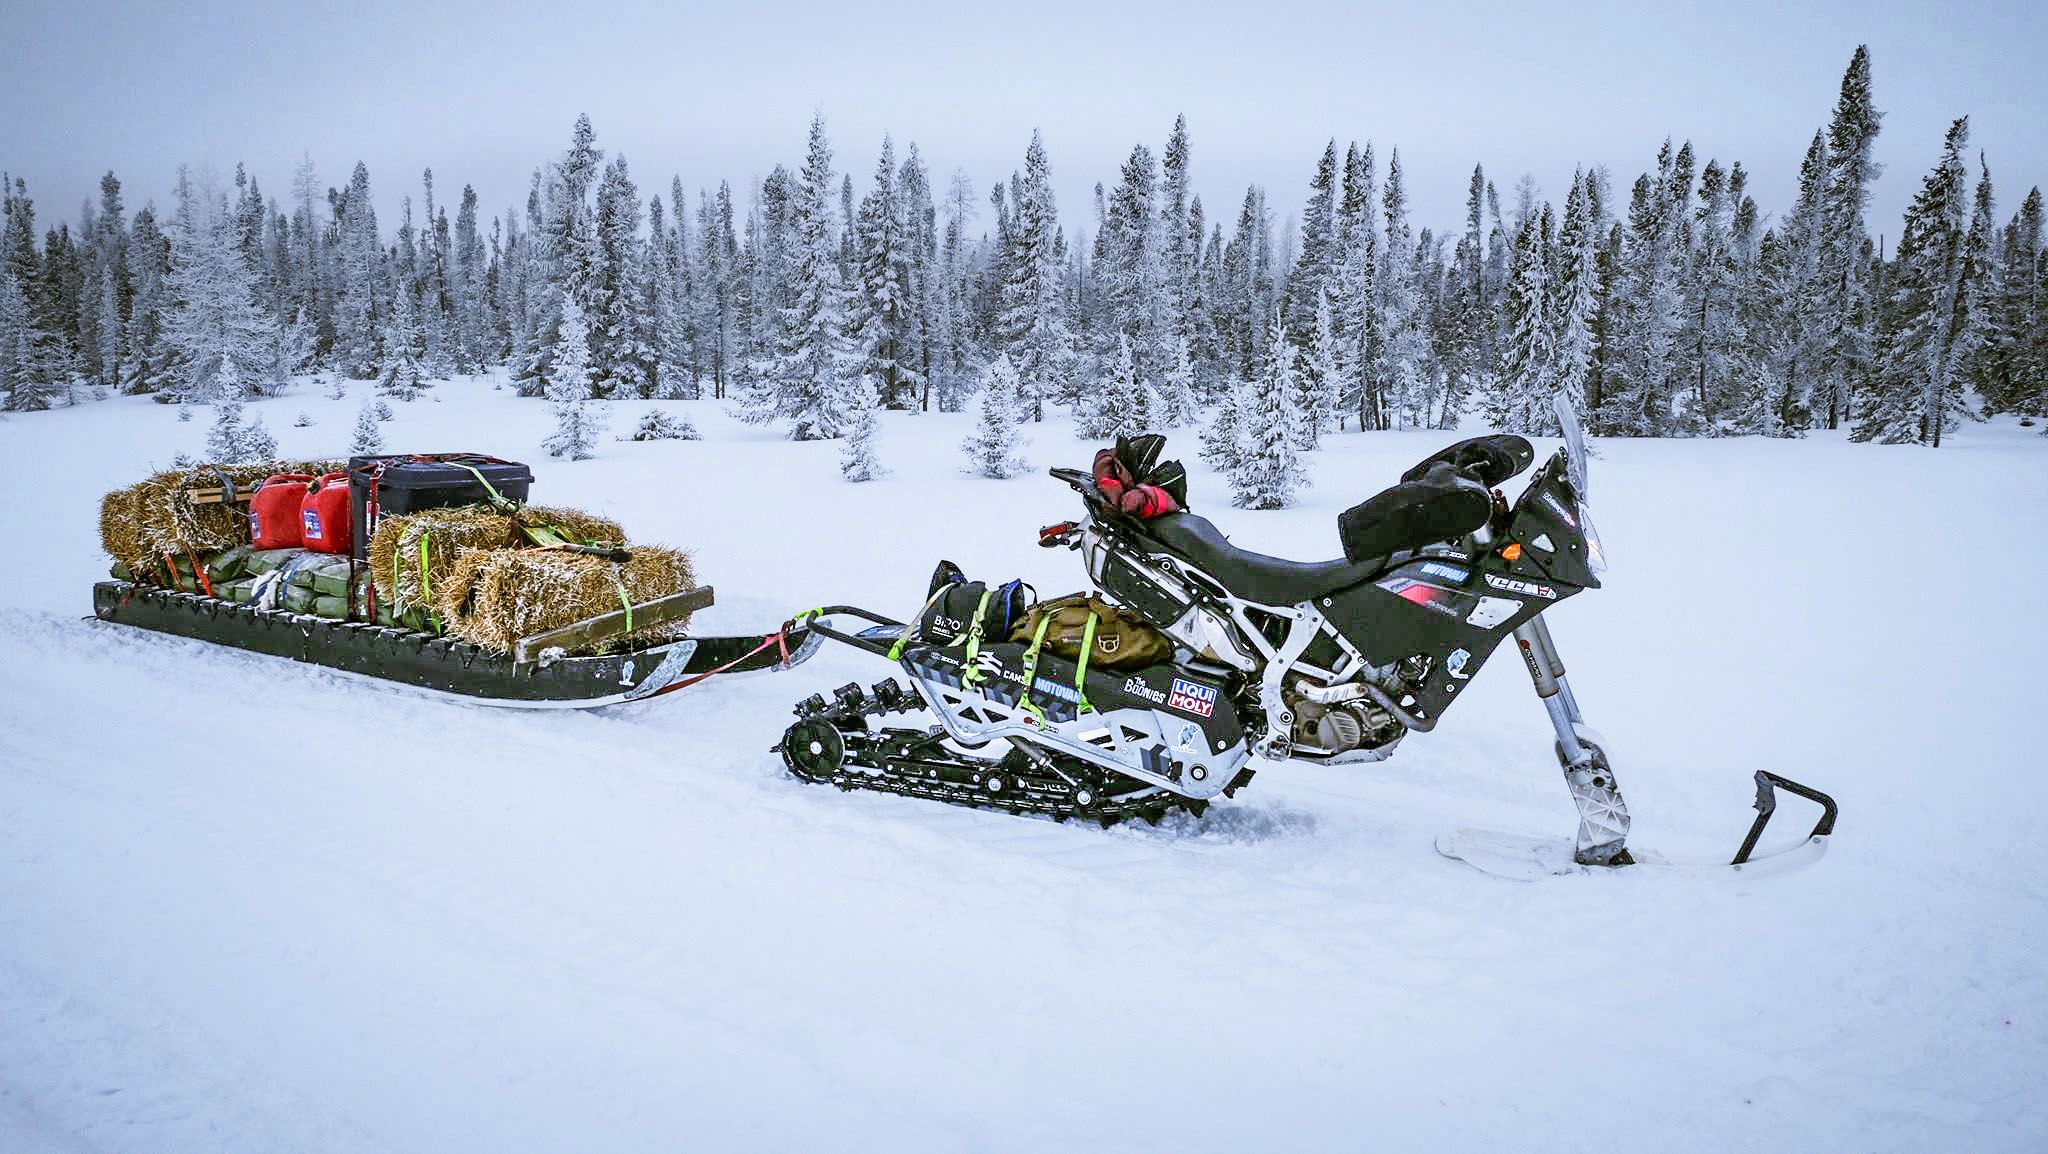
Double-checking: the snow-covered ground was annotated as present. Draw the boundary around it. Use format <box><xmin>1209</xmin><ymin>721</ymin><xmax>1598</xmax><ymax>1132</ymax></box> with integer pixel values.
<box><xmin>2</xmin><ymin>377</ymin><xmax>2044</xmax><ymax>1153</ymax></box>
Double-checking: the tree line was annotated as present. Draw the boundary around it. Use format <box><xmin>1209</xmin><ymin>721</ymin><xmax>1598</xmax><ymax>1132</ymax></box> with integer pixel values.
<box><xmin>0</xmin><ymin>45</ymin><xmax>2040</xmax><ymax>454</ymax></box>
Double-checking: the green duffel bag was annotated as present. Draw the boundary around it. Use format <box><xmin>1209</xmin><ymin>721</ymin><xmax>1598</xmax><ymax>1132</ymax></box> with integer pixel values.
<box><xmin>218</xmin><ymin>577</ymin><xmax>257</xmax><ymax>604</ymax></box>
<box><xmin>302</xmin><ymin>554</ymin><xmax>354</xmax><ymax>599</ymax></box>
<box><xmin>111</xmin><ymin>559</ymin><xmax>134</xmax><ymax>582</ymax></box>
<box><xmin>312</xmin><ymin>594</ymin><xmax>350</xmax><ymax>619</ymax></box>
<box><xmin>1009</xmin><ymin>593</ymin><xmax>1175</xmax><ymax>671</ymax></box>
<box><xmin>245</xmin><ymin>548</ymin><xmax>302</xmax><ymax>576</ymax></box>
<box><xmin>205</xmin><ymin>545</ymin><xmax>255</xmax><ymax>584</ymax></box>
<box><xmin>281</xmin><ymin>583</ymin><xmax>318</xmax><ymax>614</ymax></box>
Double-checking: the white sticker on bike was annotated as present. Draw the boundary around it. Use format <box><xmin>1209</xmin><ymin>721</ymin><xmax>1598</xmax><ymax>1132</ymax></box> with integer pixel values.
<box><xmin>1466</xmin><ymin>596</ymin><xmax>1522</xmax><ymax>629</ymax></box>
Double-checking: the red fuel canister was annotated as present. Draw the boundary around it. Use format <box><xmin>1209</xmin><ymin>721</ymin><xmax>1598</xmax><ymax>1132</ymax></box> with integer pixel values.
<box><xmin>250</xmin><ymin>474</ymin><xmax>315</xmax><ymax>549</ymax></box>
<box><xmin>299</xmin><ymin>472</ymin><xmax>354</xmax><ymax>554</ymax></box>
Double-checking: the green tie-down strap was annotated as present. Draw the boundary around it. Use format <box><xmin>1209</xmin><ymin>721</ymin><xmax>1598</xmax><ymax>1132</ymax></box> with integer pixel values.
<box><xmin>1018</xmin><ymin>612</ymin><xmax>1055</xmax><ymax>726</ymax></box>
<box><xmin>887</xmin><ymin>584</ymin><xmax>956</xmax><ymax>662</ymax></box>
<box><xmin>612</xmin><ymin>570</ymin><xmax>634</xmax><ymax>636</ymax></box>
<box><xmin>958</xmin><ymin>590</ymin><xmax>995</xmax><ymax>687</ymax></box>
<box><xmin>454</xmin><ymin>462</ymin><xmax>519</xmax><ymax>514</ymax></box>
<box><xmin>1072</xmin><ymin>612</ymin><xmax>1099</xmax><ymax>713</ymax></box>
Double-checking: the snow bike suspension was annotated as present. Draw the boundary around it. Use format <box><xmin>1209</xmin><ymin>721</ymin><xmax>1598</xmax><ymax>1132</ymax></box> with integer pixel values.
<box><xmin>780</xmin><ymin>608</ymin><xmax>1201</xmax><ymax>827</ymax></box>
<box><xmin>1514</xmin><ymin>612</ymin><xmax>1839</xmax><ymax>867</ymax></box>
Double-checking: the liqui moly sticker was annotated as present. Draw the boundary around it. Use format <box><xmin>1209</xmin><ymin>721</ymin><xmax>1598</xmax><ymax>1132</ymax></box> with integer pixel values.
<box><xmin>1167</xmin><ymin>678</ymin><xmax>1218</xmax><ymax>718</ymax></box>
<box><xmin>302</xmin><ymin>508</ymin><xmax>324</xmax><ymax>541</ymax></box>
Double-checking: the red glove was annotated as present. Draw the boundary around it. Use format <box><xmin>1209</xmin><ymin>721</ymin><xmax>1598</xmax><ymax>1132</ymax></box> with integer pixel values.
<box><xmin>1119</xmin><ymin>483</ymin><xmax>1181</xmax><ymax>519</ymax></box>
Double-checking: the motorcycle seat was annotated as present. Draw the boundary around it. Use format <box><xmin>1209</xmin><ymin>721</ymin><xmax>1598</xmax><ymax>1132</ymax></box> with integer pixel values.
<box><xmin>1141</xmin><ymin>512</ymin><xmax>1387</xmax><ymax>605</ymax></box>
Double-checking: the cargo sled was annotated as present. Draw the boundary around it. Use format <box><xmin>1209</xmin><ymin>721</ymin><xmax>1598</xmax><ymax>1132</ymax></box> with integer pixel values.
<box><xmin>92</xmin><ymin>452</ymin><xmax>815</xmax><ymax>707</ymax></box>
<box><xmin>91</xmin><ymin>579</ymin><xmax>815</xmax><ymax>708</ymax></box>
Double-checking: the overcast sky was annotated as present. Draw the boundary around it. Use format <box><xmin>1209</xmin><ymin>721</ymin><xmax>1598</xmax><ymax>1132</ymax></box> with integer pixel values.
<box><xmin>2</xmin><ymin>0</ymin><xmax>2042</xmax><ymax>246</ymax></box>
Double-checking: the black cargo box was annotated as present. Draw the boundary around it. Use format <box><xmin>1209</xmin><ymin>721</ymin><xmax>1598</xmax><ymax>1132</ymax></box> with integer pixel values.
<box><xmin>348</xmin><ymin>454</ymin><xmax>534</xmax><ymax>559</ymax></box>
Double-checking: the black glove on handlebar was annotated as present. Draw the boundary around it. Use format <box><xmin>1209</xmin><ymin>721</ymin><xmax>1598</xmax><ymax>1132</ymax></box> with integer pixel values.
<box><xmin>1400</xmin><ymin>435</ymin><xmax>1536</xmax><ymax>489</ymax></box>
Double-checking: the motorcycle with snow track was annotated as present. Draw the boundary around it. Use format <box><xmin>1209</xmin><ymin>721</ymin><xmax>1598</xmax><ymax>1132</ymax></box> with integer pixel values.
<box><xmin>782</xmin><ymin>394</ymin><xmax>1836</xmax><ymax>871</ymax></box>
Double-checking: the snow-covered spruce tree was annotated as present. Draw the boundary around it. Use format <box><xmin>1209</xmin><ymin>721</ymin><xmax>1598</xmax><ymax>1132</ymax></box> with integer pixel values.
<box><xmin>759</xmin><ymin>115</ymin><xmax>858</xmax><ymax>440</ymax></box>
<box><xmin>850</xmin><ymin>135</ymin><xmax>917</xmax><ymax>409</ymax></box>
<box><xmin>1488</xmin><ymin>210</ymin><xmax>1552</xmax><ymax>432</ymax></box>
<box><xmin>1200</xmin><ymin>378</ymin><xmax>1247</xmax><ymax>478</ymax></box>
<box><xmin>377</xmin><ymin>287</ymin><xmax>427</xmax><ymax>400</ymax></box>
<box><xmin>590</xmin><ymin>155</ymin><xmax>652</xmax><ymax>399</ymax></box>
<box><xmin>1376</xmin><ymin>149</ymin><xmax>1432</xmax><ymax>428</ymax></box>
<box><xmin>839</xmin><ymin>376</ymin><xmax>884</xmax><ymax>482</ymax></box>
<box><xmin>544</xmin><ymin>296</ymin><xmax>604</xmax><ymax>459</ymax></box>
<box><xmin>624</xmin><ymin>408</ymin><xmax>700</xmax><ymax>441</ymax></box>
<box><xmin>1854</xmin><ymin>118</ymin><xmax>1976</xmax><ymax>446</ymax></box>
<box><xmin>1294</xmin><ymin>286</ymin><xmax>1340</xmax><ymax>448</ymax></box>
<box><xmin>333</xmin><ymin>162</ymin><xmax>382</xmax><ymax>379</ymax></box>
<box><xmin>1978</xmin><ymin>187</ymin><xmax>2044</xmax><ymax>420</ymax></box>
<box><xmin>961</xmin><ymin>354</ymin><xmax>1029</xmax><ymax>478</ymax></box>
<box><xmin>1330</xmin><ymin>144</ymin><xmax>1379</xmax><ymax>429</ymax></box>
<box><xmin>350</xmin><ymin>396</ymin><xmax>385</xmax><ymax>454</ymax></box>
<box><xmin>997</xmin><ymin>131</ymin><xmax>1070</xmax><ymax>422</ymax></box>
<box><xmin>1232</xmin><ymin>317</ymin><xmax>1305</xmax><ymax>510</ymax></box>
<box><xmin>1078</xmin><ymin>335</ymin><xmax>1148</xmax><ymax>440</ymax></box>
<box><xmin>1817</xmin><ymin>45</ymin><xmax>1885</xmax><ymax>429</ymax></box>
<box><xmin>164</xmin><ymin>167</ymin><xmax>273</xmax><ymax>405</ymax></box>
<box><xmin>1159</xmin><ymin>333</ymin><xmax>1198</xmax><ymax>428</ymax></box>
<box><xmin>0</xmin><ymin>255</ymin><xmax>51</xmax><ymax>412</ymax></box>
<box><xmin>121</xmin><ymin>206</ymin><xmax>175</xmax><ymax>396</ymax></box>
<box><xmin>1548</xmin><ymin>171</ymin><xmax>1599</xmax><ymax>429</ymax></box>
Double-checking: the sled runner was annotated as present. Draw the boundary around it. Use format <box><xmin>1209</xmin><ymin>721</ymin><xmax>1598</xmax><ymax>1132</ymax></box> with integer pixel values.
<box><xmin>92</xmin><ymin>580</ymin><xmax>815</xmax><ymax>708</ymax></box>
<box><xmin>779</xmin><ymin>395</ymin><xmax>1841</xmax><ymax>866</ymax></box>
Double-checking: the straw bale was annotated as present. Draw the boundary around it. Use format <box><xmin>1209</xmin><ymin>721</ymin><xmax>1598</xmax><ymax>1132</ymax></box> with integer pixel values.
<box><xmin>367</xmin><ymin>505</ymin><xmax>519</xmax><ymax>614</ymax></box>
<box><xmin>436</xmin><ymin>545</ymin><xmax>698</xmax><ymax>655</ymax></box>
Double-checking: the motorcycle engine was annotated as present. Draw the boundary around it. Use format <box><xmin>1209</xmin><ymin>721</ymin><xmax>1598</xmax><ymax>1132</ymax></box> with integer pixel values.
<box><xmin>1286</xmin><ymin>685</ymin><xmax>1406</xmax><ymax>757</ymax></box>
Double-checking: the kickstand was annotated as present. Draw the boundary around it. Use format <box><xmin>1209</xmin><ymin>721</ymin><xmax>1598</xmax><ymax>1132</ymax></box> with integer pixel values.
<box><xmin>1732</xmin><ymin>771</ymin><xmax>1840</xmax><ymax>865</ymax></box>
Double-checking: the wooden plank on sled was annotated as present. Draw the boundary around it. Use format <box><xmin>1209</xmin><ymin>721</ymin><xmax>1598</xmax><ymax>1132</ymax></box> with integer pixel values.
<box><xmin>512</xmin><ymin>585</ymin><xmax>715</xmax><ymax>666</ymax></box>
<box><xmin>184</xmin><ymin>486</ymin><xmax>254</xmax><ymax>506</ymax></box>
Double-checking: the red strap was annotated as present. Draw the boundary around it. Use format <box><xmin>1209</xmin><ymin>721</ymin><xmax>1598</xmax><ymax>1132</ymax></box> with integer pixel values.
<box><xmin>642</xmin><ymin>625</ymin><xmax>789</xmax><ymax>700</ymax></box>
<box><xmin>186</xmin><ymin>550</ymin><xmax>215</xmax><ymax>598</ymax></box>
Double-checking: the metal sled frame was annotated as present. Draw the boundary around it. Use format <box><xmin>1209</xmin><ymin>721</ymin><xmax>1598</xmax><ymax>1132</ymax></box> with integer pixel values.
<box><xmin>91</xmin><ymin>580</ymin><xmax>817</xmax><ymax>708</ymax></box>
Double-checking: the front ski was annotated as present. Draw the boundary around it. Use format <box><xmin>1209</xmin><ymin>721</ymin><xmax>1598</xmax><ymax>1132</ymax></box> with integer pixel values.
<box><xmin>1436</xmin><ymin>827</ymin><xmax>1828</xmax><ymax>879</ymax></box>
<box><xmin>1438</xmin><ymin>770</ymin><xmax>1838</xmax><ymax>880</ymax></box>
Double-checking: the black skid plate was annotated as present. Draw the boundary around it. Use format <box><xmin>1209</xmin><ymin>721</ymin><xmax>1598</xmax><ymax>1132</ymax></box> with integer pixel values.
<box><xmin>91</xmin><ymin>581</ymin><xmax>811</xmax><ymax>707</ymax></box>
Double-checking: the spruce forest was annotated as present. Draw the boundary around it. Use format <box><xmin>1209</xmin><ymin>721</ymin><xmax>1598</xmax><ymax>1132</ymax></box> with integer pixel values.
<box><xmin>1</xmin><ymin>46</ymin><xmax>2041</xmax><ymax>455</ymax></box>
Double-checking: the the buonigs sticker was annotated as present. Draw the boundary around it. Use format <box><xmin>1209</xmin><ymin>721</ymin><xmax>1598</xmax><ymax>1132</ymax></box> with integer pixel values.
<box><xmin>1167</xmin><ymin>677</ymin><xmax>1217</xmax><ymax>718</ymax></box>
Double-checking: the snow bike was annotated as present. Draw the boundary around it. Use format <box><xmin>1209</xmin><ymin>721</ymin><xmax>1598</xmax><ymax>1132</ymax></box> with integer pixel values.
<box><xmin>781</xmin><ymin>394</ymin><xmax>1836</xmax><ymax>869</ymax></box>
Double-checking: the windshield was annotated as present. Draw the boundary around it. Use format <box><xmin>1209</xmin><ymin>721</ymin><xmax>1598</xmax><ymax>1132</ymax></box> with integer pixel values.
<box><xmin>1551</xmin><ymin>391</ymin><xmax>1589</xmax><ymax>503</ymax></box>
<box><xmin>1550</xmin><ymin>391</ymin><xmax>1605</xmax><ymax>572</ymax></box>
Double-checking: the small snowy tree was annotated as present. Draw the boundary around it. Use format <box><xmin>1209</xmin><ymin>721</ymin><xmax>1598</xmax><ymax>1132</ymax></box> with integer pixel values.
<box><xmin>623</xmin><ymin>408</ymin><xmax>701</xmax><ymax>441</ymax></box>
<box><xmin>961</xmin><ymin>354</ymin><xmax>1029</xmax><ymax>478</ymax></box>
<box><xmin>1233</xmin><ymin>319</ymin><xmax>1306</xmax><ymax>509</ymax></box>
<box><xmin>1077</xmin><ymin>335</ymin><xmax>1147</xmax><ymax>439</ymax></box>
<box><xmin>1200</xmin><ymin>379</ymin><xmax>1247</xmax><ymax>476</ymax></box>
<box><xmin>350</xmin><ymin>396</ymin><xmax>385</xmax><ymax>454</ymax></box>
<box><xmin>544</xmin><ymin>297</ymin><xmax>605</xmax><ymax>460</ymax></box>
<box><xmin>840</xmin><ymin>375</ymin><xmax>885</xmax><ymax>481</ymax></box>
<box><xmin>202</xmin><ymin>361</ymin><xmax>276</xmax><ymax>461</ymax></box>
<box><xmin>293</xmin><ymin>411</ymin><xmax>315</xmax><ymax>427</ymax></box>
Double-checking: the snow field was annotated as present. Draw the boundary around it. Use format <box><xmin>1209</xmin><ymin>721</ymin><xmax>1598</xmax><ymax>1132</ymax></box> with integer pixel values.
<box><xmin>1</xmin><ymin>377</ymin><xmax>2044</xmax><ymax>1152</ymax></box>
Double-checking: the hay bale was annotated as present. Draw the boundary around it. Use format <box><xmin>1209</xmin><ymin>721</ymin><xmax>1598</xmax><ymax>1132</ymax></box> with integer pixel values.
<box><xmin>120</xmin><ymin>459</ymin><xmax>346</xmax><ymax>559</ymax></box>
<box><xmin>515</xmin><ymin>505</ymin><xmax>627</xmax><ymax>548</ymax></box>
<box><xmin>99</xmin><ymin>484</ymin><xmax>151</xmax><ymax>572</ymax></box>
<box><xmin>367</xmin><ymin>505</ymin><xmax>519</xmax><ymax>615</ymax></box>
<box><xmin>436</xmin><ymin>545</ymin><xmax>698</xmax><ymax>655</ymax></box>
